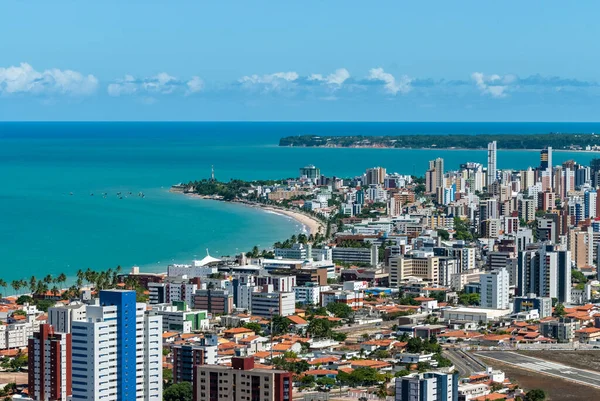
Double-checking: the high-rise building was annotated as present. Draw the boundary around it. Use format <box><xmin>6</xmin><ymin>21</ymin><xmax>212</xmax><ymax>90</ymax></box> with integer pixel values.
<box><xmin>487</xmin><ymin>141</ymin><xmax>497</xmax><ymax>187</ymax></box>
<box><xmin>540</xmin><ymin>147</ymin><xmax>553</xmax><ymax>182</ymax></box>
<box><xmin>71</xmin><ymin>290</ymin><xmax>162</xmax><ymax>401</ymax></box>
<box><xmin>521</xmin><ymin>168</ymin><xmax>535</xmax><ymax>191</ymax></box>
<box><xmin>365</xmin><ymin>167</ymin><xmax>386</xmax><ymax>186</ymax></box>
<box><xmin>172</xmin><ymin>334</ymin><xmax>218</xmax><ymax>384</ymax></box>
<box><xmin>428</xmin><ymin>158</ymin><xmax>444</xmax><ymax>189</ymax></box>
<box><xmin>517</xmin><ymin>244</ymin><xmax>571</xmax><ymax>303</ymax></box>
<box><xmin>389</xmin><ymin>253</ymin><xmax>440</xmax><ymax>286</ymax></box>
<box><xmin>251</xmin><ymin>285</ymin><xmax>295</xmax><ymax>317</ymax></box>
<box><xmin>518</xmin><ymin>198</ymin><xmax>536</xmax><ymax>223</ymax></box>
<box><xmin>590</xmin><ymin>158</ymin><xmax>600</xmax><ymax>187</ymax></box>
<box><xmin>584</xmin><ymin>190</ymin><xmax>597</xmax><ymax>219</ymax></box>
<box><xmin>193</xmin><ymin>289</ymin><xmax>234</xmax><ymax>315</ymax></box>
<box><xmin>194</xmin><ymin>357</ymin><xmax>292</xmax><ymax>401</ymax></box>
<box><xmin>28</xmin><ymin>324</ymin><xmax>72</xmax><ymax>401</ymax></box>
<box><xmin>48</xmin><ymin>303</ymin><xmax>86</xmax><ymax>333</ymax></box>
<box><xmin>299</xmin><ymin>165</ymin><xmax>320</xmax><ymax>181</ymax></box>
<box><xmin>479</xmin><ymin>268</ymin><xmax>509</xmax><ymax>309</ymax></box>
<box><xmin>395</xmin><ymin>371</ymin><xmax>458</xmax><ymax>401</ymax></box>
<box><xmin>569</xmin><ymin>227</ymin><xmax>593</xmax><ymax>269</ymax></box>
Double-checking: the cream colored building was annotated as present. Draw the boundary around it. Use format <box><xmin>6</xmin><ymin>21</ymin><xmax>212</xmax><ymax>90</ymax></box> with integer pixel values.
<box><xmin>389</xmin><ymin>253</ymin><xmax>439</xmax><ymax>287</ymax></box>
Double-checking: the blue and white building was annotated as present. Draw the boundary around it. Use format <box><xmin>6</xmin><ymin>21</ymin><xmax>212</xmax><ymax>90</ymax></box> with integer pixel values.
<box><xmin>395</xmin><ymin>371</ymin><xmax>458</xmax><ymax>401</ymax></box>
<box><xmin>71</xmin><ymin>290</ymin><xmax>162</xmax><ymax>401</ymax></box>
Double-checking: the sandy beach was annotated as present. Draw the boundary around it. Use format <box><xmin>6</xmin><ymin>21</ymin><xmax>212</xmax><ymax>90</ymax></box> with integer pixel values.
<box><xmin>260</xmin><ymin>206</ymin><xmax>325</xmax><ymax>235</ymax></box>
<box><xmin>184</xmin><ymin>193</ymin><xmax>325</xmax><ymax>235</ymax></box>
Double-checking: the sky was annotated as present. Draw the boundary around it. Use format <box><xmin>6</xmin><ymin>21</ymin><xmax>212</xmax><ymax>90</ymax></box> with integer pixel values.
<box><xmin>2</xmin><ymin>1</ymin><xmax>600</xmax><ymax>121</ymax></box>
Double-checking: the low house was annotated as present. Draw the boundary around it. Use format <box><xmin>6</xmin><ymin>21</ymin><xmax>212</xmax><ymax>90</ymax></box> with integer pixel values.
<box><xmin>360</xmin><ymin>339</ymin><xmax>396</xmax><ymax>353</ymax></box>
<box><xmin>271</xmin><ymin>341</ymin><xmax>302</xmax><ymax>354</ymax></box>
<box><xmin>414</xmin><ymin>296</ymin><xmax>438</xmax><ymax>310</ymax></box>
<box><xmin>304</xmin><ymin>369</ymin><xmax>338</xmax><ymax>380</ymax></box>
<box><xmin>223</xmin><ymin>327</ymin><xmax>255</xmax><ymax>341</ymax></box>
<box><xmin>350</xmin><ymin>359</ymin><xmax>392</xmax><ymax>371</ymax></box>
<box><xmin>575</xmin><ymin>327</ymin><xmax>600</xmax><ymax>343</ymax></box>
<box><xmin>287</xmin><ymin>315</ymin><xmax>309</xmax><ymax>331</ymax></box>
<box><xmin>399</xmin><ymin>352</ymin><xmax>434</xmax><ymax>365</ymax></box>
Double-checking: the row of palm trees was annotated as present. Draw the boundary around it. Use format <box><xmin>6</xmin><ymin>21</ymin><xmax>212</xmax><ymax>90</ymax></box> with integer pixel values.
<box><xmin>0</xmin><ymin>272</ymin><xmax>67</xmax><ymax>297</ymax></box>
<box><xmin>0</xmin><ymin>266</ymin><xmax>129</xmax><ymax>298</ymax></box>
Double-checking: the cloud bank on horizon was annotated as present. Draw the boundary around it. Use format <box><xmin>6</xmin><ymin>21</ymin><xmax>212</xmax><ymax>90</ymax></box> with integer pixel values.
<box><xmin>2</xmin><ymin>62</ymin><xmax>597</xmax><ymax>102</ymax></box>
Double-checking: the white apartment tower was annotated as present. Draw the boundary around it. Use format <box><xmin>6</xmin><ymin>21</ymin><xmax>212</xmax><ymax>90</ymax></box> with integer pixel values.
<box><xmin>487</xmin><ymin>141</ymin><xmax>497</xmax><ymax>187</ymax></box>
<box><xmin>71</xmin><ymin>290</ymin><xmax>162</xmax><ymax>401</ymax></box>
<box><xmin>480</xmin><ymin>268</ymin><xmax>509</xmax><ymax>309</ymax></box>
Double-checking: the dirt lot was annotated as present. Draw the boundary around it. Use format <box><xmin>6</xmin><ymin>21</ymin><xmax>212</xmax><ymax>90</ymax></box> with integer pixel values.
<box><xmin>518</xmin><ymin>350</ymin><xmax>600</xmax><ymax>371</ymax></box>
<box><xmin>479</xmin><ymin>356</ymin><xmax>594</xmax><ymax>401</ymax></box>
<box><xmin>0</xmin><ymin>371</ymin><xmax>28</xmax><ymax>385</ymax></box>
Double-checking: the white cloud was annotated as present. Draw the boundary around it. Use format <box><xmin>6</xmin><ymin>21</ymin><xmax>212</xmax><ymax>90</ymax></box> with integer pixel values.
<box><xmin>239</xmin><ymin>71</ymin><xmax>299</xmax><ymax>85</ymax></box>
<box><xmin>472</xmin><ymin>72</ymin><xmax>509</xmax><ymax>98</ymax></box>
<box><xmin>0</xmin><ymin>62</ymin><xmax>97</xmax><ymax>96</ymax></box>
<box><xmin>368</xmin><ymin>68</ymin><xmax>412</xmax><ymax>95</ymax></box>
<box><xmin>309</xmin><ymin>68</ymin><xmax>350</xmax><ymax>85</ymax></box>
<box><xmin>238</xmin><ymin>71</ymin><xmax>299</xmax><ymax>92</ymax></box>
<box><xmin>107</xmin><ymin>75</ymin><xmax>137</xmax><ymax>96</ymax></box>
<box><xmin>108</xmin><ymin>73</ymin><xmax>198</xmax><ymax>97</ymax></box>
<box><xmin>186</xmin><ymin>76</ymin><xmax>204</xmax><ymax>94</ymax></box>
<box><xmin>238</xmin><ymin>71</ymin><xmax>300</xmax><ymax>91</ymax></box>
<box><xmin>143</xmin><ymin>72</ymin><xmax>177</xmax><ymax>94</ymax></box>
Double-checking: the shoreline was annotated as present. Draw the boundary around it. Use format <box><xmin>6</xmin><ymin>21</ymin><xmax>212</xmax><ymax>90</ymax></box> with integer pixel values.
<box><xmin>279</xmin><ymin>145</ymin><xmax>600</xmax><ymax>153</ymax></box>
<box><xmin>184</xmin><ymin>193</ymin><xmax>325</xmax><ymax>235</ymax></box>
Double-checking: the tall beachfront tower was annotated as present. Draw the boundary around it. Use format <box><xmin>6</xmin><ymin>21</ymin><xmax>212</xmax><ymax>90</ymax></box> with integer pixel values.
<box><xmin>540</xmin><ymin>147</ymin><xmax>553</xmax><ymax>182</ymax></box>
<box><xmin>28</xmin><ymin>324</ymin><xmax>72</xmax><ymax>401</ymax></box>
<box><xmin>71</xmin><ymin>290</ymin><xmax>162</xmax><ymax>401</ymax></box>
<box><xmin>487</xmin><ymin>141</ymin><xmax>497</xmax><ymax>187</ymax></box>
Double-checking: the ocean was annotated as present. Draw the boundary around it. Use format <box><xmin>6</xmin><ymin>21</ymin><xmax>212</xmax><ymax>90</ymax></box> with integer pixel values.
<box><xmin>2</xmin><ymin>122</ymin><xmax>600</xmax><ymax>285</ymax></box>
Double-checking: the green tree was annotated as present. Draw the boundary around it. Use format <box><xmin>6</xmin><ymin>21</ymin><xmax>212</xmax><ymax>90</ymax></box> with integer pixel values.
<box><xmin>163</xmin><ymin>368</ymin><xmax>173</xmax><ymax>384</ymax></box>
<box><xmin>15</xmin><ymin>295</ymin><xmax>33</xmax><ymax>305</ymax></box>
<box><xmin>554</xmin><ymin>303</ymin><xmax>566</xmax><ymax>317</ymax></box>
<box><xmin>524</xmin><ymin>389</ymin><xmax>546</xmax><ymax>401</ymax></box>
<box><xmin>316</xmin><ymin>377</ymin><xmax>336</xmax><ymax>387</ymax></box>
<box><xmin>572</xmin><ymin>269</ymin><xmax>587</xmax><ymax>284</ymax></box>
<box><xmin>163</xmin><ymin>382</ymin><xmax>193</xmax><ymax>401</ymax></box>
<box><xmin>307</xmin><ymin>318</ymin><xmax>333</xmax><ymax>338</ymax></box>
<box><xmin>300</xmin><ymin>375</ymin><xmax>315</xmax><ymax>386</ymax></box>
<box><xmin>371</xmin><ymin>349</ymin><xmax>390</xmax><ymax>359</ymax></box>
<box><xmin>458</xmin><ymin>292</ymin><xmax>480</xmax><ymax>306</ymax></box>
<box><xmin>243</xmin><ymin>322</ymin><xmax>263</xmax><ymax>335</ymax></box>
<box><xmin>326</xmin><ymin>302</ymin><xmax>352</xmax><ymax>319</ymax></box>
<box><xmin>437</xmin><ymin>229</ymin><xmax>450</xmax><ymax>240</ymax></box>
<box><xmin>394</xmin><ymin>370</ymin><xmax>410</xmax><ymax>377</ymax></box>
<box><xmin>331</xmin><ymin>332</ymin><xmax>347</xmax><ymax>342</ymax></box>
<box><xmin>270</xmin><ymin>315</ymin><xmax>290</xmax><ymax>336</ymax></box>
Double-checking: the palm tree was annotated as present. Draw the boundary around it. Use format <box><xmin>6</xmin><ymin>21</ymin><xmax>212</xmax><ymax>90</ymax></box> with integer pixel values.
<box><xmin>84</xmin><ymin>268</ymin><xmax>93</xmax><ymax>284</ymax></box>
<box><xmin>35</xmin><ymin>282</ymin><xmax>48</xmax><ymax>296</ymax></box>
<box><xmin>28</xmin><ymin>276</ymin><xmax>37</xmax><ymax>293</ymax></box>
<box><xmin>43</xmin><ymin>274</ymin><xmax>53</xmax><ymax>284</ymax></box>
<box><xmin>0</xmin><ymin>279</ymin><xmax>6</xmax><ymax>296</ymax></box>
<box><xmin>11</xmin><ymin>280</ymin><xmax>21</xmax><ymax>295</ymax></box>
<box><xmin>57</xmin><ymin>273</ymin><xmax>67</xmax><ymax>286</ymax></box>
<box><xmin>51</xmin><ymin>286</ymin><xmax>60</xmax><ymax>297</ymax></box>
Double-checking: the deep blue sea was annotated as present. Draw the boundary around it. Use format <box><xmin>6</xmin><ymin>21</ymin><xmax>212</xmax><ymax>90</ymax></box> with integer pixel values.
<box><xmin>2</xmin><ymin>122</ymin><xmax>600</xmax><ymax>285</ymax></box>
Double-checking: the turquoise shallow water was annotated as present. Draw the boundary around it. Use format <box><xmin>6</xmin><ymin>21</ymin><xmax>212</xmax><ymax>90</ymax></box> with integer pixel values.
<box><xmin>2</xmin><ymin>122</ymin><xmax>600</xmax><ymax>284</ymax></box>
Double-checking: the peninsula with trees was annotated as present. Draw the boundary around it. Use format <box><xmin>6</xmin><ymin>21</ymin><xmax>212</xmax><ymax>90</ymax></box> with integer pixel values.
<box><xmin>279</xmin><ymin>133</ymin><xmax>600</xmax><ymax>150</ymax></box>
